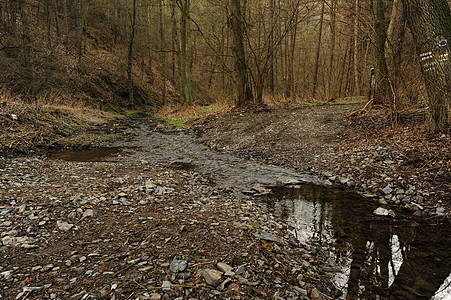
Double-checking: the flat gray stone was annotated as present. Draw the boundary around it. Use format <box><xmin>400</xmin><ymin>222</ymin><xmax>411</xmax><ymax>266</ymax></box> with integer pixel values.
<box><xmin>200</xmin><ymin>269</ymin><xmax>223</xmax><ymax>286</ymax></box>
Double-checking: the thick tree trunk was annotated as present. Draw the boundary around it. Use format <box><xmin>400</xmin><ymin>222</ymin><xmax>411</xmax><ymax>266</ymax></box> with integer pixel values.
<box><xmin>312</xmin><ymin>0</ymin><xmax>325</xmax><ymax>99</ymax></box>
<box><xmin>230</xmin><ymin>0</ymin><xmax>253</xmax><ymax>106</ymax></box>
<box><xmin>371</xmin><ymin>0</ymin><xmax>390</xmax><ymax>105</ymax></box>
<box><xmin>19</xmin><ymin>0</ymin><xmax>33</xmax><ymax>81</ymax></box>
<box><xmin>401</xmin><ymin>0</ymin><xmax>451</xmax><ymax>131</ymax></box>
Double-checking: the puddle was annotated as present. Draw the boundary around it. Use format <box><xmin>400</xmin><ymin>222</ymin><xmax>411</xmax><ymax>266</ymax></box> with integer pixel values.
<box><xmin>49</xmin><ymin>147</ymin><xmax>122</xmax><ymax>162</ymax></box>
<box><xmin>263</xmin><ymin>186</ymin><xmax>450</xmax><ymax>299</ymax></box>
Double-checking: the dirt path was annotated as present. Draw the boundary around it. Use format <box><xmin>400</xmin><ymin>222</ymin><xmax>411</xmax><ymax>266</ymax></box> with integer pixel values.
<box><xmin>196</xmin><ymin>104</ymin><xmax>450</xmax><ymax>219</ymax></box>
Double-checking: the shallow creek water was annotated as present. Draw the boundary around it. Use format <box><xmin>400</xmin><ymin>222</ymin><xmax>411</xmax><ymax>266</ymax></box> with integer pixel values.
<box><xmin>51</xmin><ymin>118</ymin><xmax>450</xmax><ymax>300</ymax></box>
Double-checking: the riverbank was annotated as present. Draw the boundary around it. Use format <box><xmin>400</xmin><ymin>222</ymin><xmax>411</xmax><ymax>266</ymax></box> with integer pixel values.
<box><xmin>0</xmin><ymin>96</ymin><xmax>121</xmax><ymax>156</ymax></box>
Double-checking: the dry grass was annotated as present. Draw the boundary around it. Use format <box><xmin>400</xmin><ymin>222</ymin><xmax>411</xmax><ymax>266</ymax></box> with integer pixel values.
<box><xmin>0</xmin><ymin>90</ymin><xmax>121</xmax><ymax>151</ymax></box>
<box><xmin>155</xmin><ymin>103</ymin><xmax>232</xmax><ymax>127</ymax></box>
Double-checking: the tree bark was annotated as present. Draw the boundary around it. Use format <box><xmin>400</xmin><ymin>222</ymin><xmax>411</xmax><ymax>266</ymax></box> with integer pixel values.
<box><xmin>371</xmin><ymin>0</ymin><xmax>390</xmax><ymax>105</ymax></box>
<box><xmin>287</xmin><ymin>6</ymin><xmax>299</xmax><ymax>100</ymax></box>
<box><xmin>269</xmin><ymin>0</ymin><xmax>275</xmax><ymax>93</ymax></box>
<box><xmin>113</xmin><ymin>0</ymin><xmax>118</xmax><ymax>45</ymax></box>
<box><xmin>63</xmin><ymin>0</ymin><xmax>68</xmax><ymax>46</ymax></box>
<box><xmin>353</xmin><ymin>0</ymin><xmax>361</xmax><ymax>96</ymax></box>
<box><xmin>312</xmin><ymin>0</ymin><xmax>325</xmax><ymax>99</ymax></box>
<box><xmin>19</xmin><ymin>0</ymin><xmax>33</xmax><ymax>81</ymax></box>
<box><xmin>386</xmin><ymin>0</ymin><xmax>406</xmax><ymax>78</ymax></box>
<box><xmin>52</xmin><ymin>0</ymin><xmax>59</xmax><ymax>40</ymax></box>
<box><xmin>179</xmin><ymin>0</ymin><xmax>192</xmax><ymax>104</ymax></box>
<box><xmin>230</xmin><ymin>0</ymin><xmax>253</xmax><ymax>106</ymax></box>
<box><xmin>328</xmin><ymin>0</ymin><xmax>336</xmax><ymax>99</ymax></box>
<box><xmin>159</xmin><ymin>0</ymin><xmax>167</xmax><ymax>103</ymax></box>
<box><xmin>127</xmin><ymin>0</ymin><xmax>137</xmax><ymax>103</ymax></box>
<box><xmin>401</xmin><ymin>0</ymin><xmax>451</xmax><ymax>131</ymax></box>
<box><xmin>76</xmin><ymin>0</ymin><xmax>83</xmax><ymax>66</ymax></box>
<box><xmin>171</xmin><ymin>0</ymin><xmax>177</xmax><ymax>80</ymax></box>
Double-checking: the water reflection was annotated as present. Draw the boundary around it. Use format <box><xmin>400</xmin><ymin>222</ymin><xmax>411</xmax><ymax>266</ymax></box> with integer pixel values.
<box><xmin>264</xmin><ymin>185</ymin><xmax>450</xmax><ymax>299</ymax></box>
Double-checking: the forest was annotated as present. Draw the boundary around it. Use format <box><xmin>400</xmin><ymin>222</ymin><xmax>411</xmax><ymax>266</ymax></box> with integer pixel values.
<box><xmin>0</xmin><ymin>0</ymin><xmax>449</xmax><ymax>130</ymax></box>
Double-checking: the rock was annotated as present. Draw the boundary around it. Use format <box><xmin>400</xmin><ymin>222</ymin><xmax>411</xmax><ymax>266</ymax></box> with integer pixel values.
<box><xmin>217</xmin><ymin>262</ymin><xmax>233</xmax><ymax>274</ymax></box>
<box><xmin>150</xmin><ymin>294</ymin><xmax>161</xmax><ymax>300</ymax></box>
<box><xmin>373</xmin><ymin>207</ymin><xmax>389</xmax><ymax>216</ymax></box>
<box><xmin>82</xmin><ymin>209</ymin><xmax>96</xmax><ymax>218</ymax></box>
<box><xmin>436</xmin><ymin>207</ymin><xmax>445</xmax><ymax>215</ymax></box>
<box><xmin>200</xmin><ymin>269</ymin><xmax>223</xmax><ymax>286</ymax></box>
<box><xmin>57</xmin><ymin>221</ymin><xmax>74</xmax><ymax>231</ymax></box>
<box><xmin>234</xmin><ymin>265</ymin><xmax>245</xmax><ymax>275</ymax></box>
<box><xmin>1</xmin><ymin>270</ymin><xmax>13</xmax><ymax>280</ymax></box>
<box><xmin>254</xmin><ymin>232</ymin><xmax>281</xmax><ymax>244</ymax></box>
<box><xmin>311</xmin><ymin>288</ymin><xmax>321</xmax><ymax>300</ymax></box>
<box><xmin>294</xmin><ymin>286</ymin><xmax>308</xmax><ymax>296</ymax></box>
<box><xmin>161</xmin><ymin>281</ymin><xmax>172</xmax><ymax>291</ymax></box>
<box><xmin>382</xmin><ymin>185</ymin><xmax>393</xmax><ymax>195</ymax></box>
<box><xmin>169</xmin><ymin>260</ymin><xmax>188</xmax><ymax>273</ymax></box>
<box><xmin>217</xmin><ymin>278</ymin><xmax>232</xmax><ymax>291</ymax></box>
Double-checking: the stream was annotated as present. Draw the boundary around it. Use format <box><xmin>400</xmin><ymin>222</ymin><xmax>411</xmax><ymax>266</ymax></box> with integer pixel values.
<box><xmin>51</xmin><ymin>118</ymin><xmax>450</xmax><ymax>300</ymax></box>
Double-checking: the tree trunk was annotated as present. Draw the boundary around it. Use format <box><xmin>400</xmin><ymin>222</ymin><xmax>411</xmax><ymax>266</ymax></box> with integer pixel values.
<box><xmin>328</xmin><ymin>0</ymin><xmax>336</xmax><ymax>99</ymax></box>
<box><xmin>171</xmin><ymin>0</ymin><xmax>177</xmax><ymax>80</ymax></box>
<box><xmin>353</xmin><ymin>0</ymin><xmax>361</xmax><ymax>96</ymax></box>
<box><xmin>269</xmin><ymin>0</ymin><xmax>275</xmax><ymax>93</ymax></box>
<box><xmin>76</xmin><ymin>0</ymin><xmax>83</xmax><ymax>66</ymax></box>
<box><xmin>179</xmin><ymin>0</ymin><xmax>192</xmax><ymax>104</ymax></box>
<box><xmin>371</xmin><ymin>0</ymin><xmax>390</xmax><ymax>105</ymax></box>
<box><xmin>10</xmin><ymin>0</ymin><xmax>17</xmax><ymax>35</ymax></box>
<box><xmin>287</xmin><ymin>7</ymin><xmax>299</xmax><ymax>101</ymax></box>
<box><xmin>230</xmin><ymin>0</ymin><xmax>253</xmax><ymax>106</ymax></box>
<box><xmin>52</xmin><ymin>0</ymin><xmax>59</xmax><ymax>40</ymax></box>
<box><xmin>127</xmin><ymin>0</ymin><xmax>136</xmax><ymax>103</ymax></box>
<box><xmin>159</xmin><ymin>0</ymin><xmax>166</xmax><ymax>103</ymax></box>
<box><xmin>401</xmin><ymin>0</ymin><xmax>451</xmax><ymax>131</ymax></box>
<box><xmin>19</xmin><ymin>0</ymin><xmax>33</xmax><ymax>81</ymax></box>
<box><xmin>63</xmin><ymin>0</ymin><xmax>68</xmax><ymax>46</ymax></box>
<box><xmin>386</xmin><ymin>0</ymin><xmax>406</xmax><ymax>78</ymax></box>
<box><xmin>113</xmin><ymin>0</ymin><xmax>118</xmax><ymax>45</ymax></box>
<box><xmin>312</xmin><ymin>0</ymin><xmax>325</xmax><ymax>99</ymax></box>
